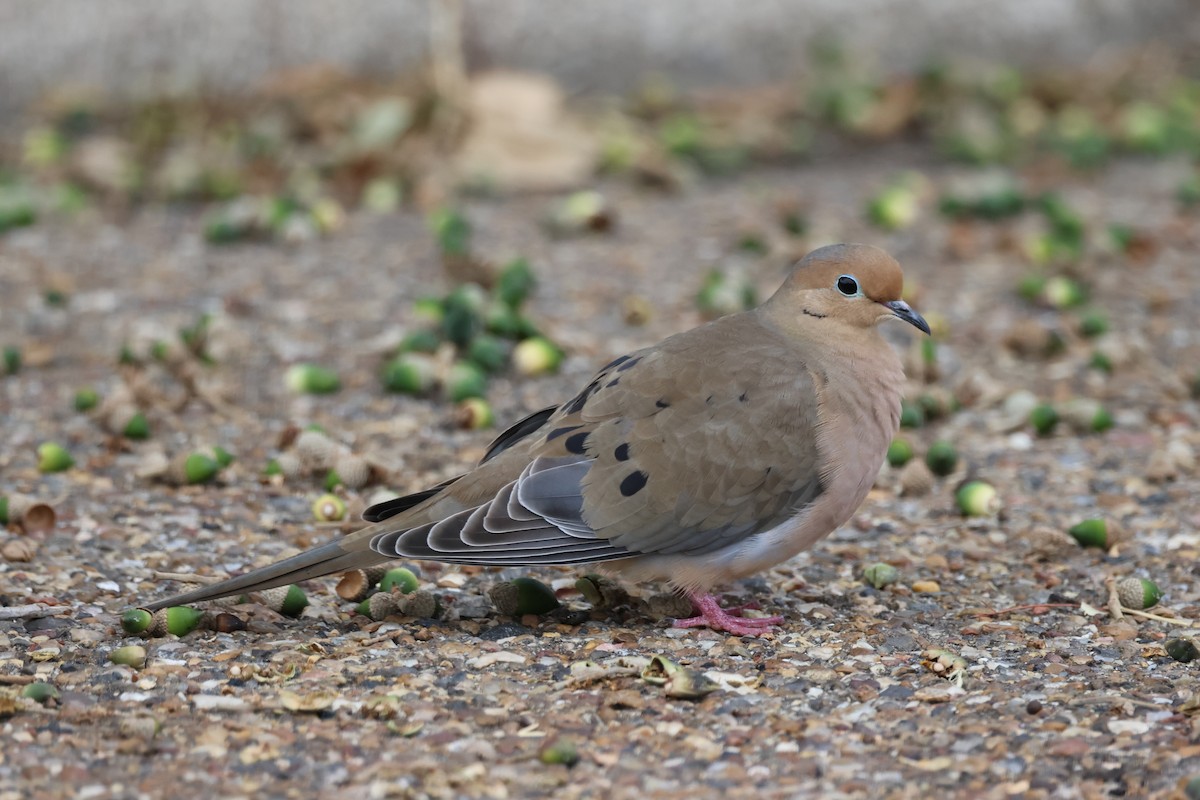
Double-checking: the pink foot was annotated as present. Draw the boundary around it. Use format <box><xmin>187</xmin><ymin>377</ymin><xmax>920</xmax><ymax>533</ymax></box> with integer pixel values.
<box><xmin>671</xmin><ymin>592</ymin><xmax>784</xmax><ymax>636</ymax></box>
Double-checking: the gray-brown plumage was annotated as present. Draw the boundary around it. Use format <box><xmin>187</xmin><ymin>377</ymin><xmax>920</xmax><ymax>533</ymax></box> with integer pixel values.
<box><xmin>142</xmin><ymin>243</ymin><xmax>929</xmax><ymax>635</ymax></box>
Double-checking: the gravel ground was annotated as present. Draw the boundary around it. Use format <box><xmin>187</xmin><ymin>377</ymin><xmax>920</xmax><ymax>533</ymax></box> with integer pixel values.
<box><xmin>3</xmin><ymin>143</ymin><xmax>1200</xmax><ymax>799</ymax></box>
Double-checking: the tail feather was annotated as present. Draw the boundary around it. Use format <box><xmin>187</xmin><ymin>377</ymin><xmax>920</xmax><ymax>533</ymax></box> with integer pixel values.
<box><xmin>142</xmin><ymin>538</ymin><xmax>386</xmax><ymax>611</ymax></box>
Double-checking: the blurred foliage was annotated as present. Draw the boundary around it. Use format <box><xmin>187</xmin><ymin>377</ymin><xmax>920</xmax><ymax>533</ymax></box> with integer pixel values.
<box><xmin>1</xmin><ymin>47</ymin><xmax>1199</xmax><ymax>236</ymax></box>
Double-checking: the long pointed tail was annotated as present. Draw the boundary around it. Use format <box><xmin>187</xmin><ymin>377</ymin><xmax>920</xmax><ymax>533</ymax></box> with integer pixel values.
<box><xmin>141</xmin><ymin>536</ymin><xmax>386</xmax><ymax>611</ymax></box>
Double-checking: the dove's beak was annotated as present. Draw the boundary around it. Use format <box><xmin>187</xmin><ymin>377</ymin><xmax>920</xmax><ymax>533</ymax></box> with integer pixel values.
<box><xmin>884</xmin><ymin>300</ymin><xmax>931</xmax><ymax>335</ymax></box>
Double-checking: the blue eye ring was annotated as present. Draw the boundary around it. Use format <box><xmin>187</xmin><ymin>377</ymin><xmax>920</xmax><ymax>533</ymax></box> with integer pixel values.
<box><xmin>836</xmin><ymin>275</ymin><xmax>860</xmax><ymax>297</ymax></box>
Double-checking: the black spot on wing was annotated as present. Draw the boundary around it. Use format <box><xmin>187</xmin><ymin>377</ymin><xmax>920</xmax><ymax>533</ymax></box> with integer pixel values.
<box><xmin>619</xmin><ymin>470</ymin><xmax>648</xmax><ymax>497</ymax></box>
<box><xmin>614</xmin><ymin>443</ymin><xmax>630</xmax><ymax>461</ymax></box>
<box><xmin>655</xmin><ymin>398</ymin><xmax>670</xmax><ymax>409</ymax></box>
<box><xmin>564</xmin><ymin>431</ymin><xmax>590</xmax><ymax>455</ymax></box>
<box><xmin>616</xmin><ymin>356</ymin><xmax>641</xmax><ymax>372</ymax></box>
<box><xmin>547</xmin><ymin>425</ymin><xmax>583</xmax><ymax>441</ymax></box>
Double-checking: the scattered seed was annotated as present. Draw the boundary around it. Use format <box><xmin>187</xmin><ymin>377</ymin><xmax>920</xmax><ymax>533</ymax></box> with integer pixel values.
<box><xmin>862</xmin><ymin>563</ymin><xmax>900</xmax><ymax>589</ymax></box>
<box><xmin>956</xmin><ymin>480</ymin><xmax>1001</xmax><ymax>516</ymax></box>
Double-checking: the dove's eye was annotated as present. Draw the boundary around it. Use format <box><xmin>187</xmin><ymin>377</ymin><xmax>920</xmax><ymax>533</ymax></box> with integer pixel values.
<box><xmin>836</xmin><ymin>275</ymin><xmax>860</xmax><ymax>297</ymax></box>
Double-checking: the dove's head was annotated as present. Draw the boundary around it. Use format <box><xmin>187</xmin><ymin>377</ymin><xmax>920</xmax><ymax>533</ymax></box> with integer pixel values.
<box><xmin>763</xmin><ymin>243</ymin><xmax>930</xmax><ymax>336</ymax></box>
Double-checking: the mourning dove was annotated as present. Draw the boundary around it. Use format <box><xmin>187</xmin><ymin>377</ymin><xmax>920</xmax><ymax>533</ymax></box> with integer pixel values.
<box><xmin>143</xmin><ymin>243</ymin><xmax>928</xmax><ymax>635</ymax></box>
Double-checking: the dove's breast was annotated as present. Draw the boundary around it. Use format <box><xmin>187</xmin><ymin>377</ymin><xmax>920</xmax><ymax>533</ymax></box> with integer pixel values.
<box><xmin>610</xmin><ymin>342</ymin><xmax>905</xmax><ymax>591</ymax></box>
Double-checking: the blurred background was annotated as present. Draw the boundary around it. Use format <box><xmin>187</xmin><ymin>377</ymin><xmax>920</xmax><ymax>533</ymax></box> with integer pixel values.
<box><xmin>6</xmin><ymin>6</ymin><xmax>1200</xmax><ymax>797</ymax></box>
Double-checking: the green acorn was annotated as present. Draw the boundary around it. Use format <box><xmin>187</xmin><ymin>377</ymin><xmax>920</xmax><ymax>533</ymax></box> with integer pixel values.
<box><xmin>379</xmin><ymin>567</ymin><xmax>420</xmax><ymax>595</ymax></box>
<box><xmin>381</xmin><ymin>352</ymin><xmax>437</xmax><ymax>395</ymax></box>
<box><xmin>1029</xmin><ymin>403</ymin><xmax>1058</xmax><ymax>436</ymax></box>
<box><xmin>312</xmin><ymin>493</ymin><xmax>347</xmax><ymax>522</ymax></box>
<box><xmin>262</xmin><ymin>585</ymin><xmax>309</xmax><ymax>618</ymax></box>
<box><xmin>496</xmin><ymin>258</ymin><xmax>537</xmax><ymax>308</ymax></box>
<box><xmin>696</xmin><ymin>268</ymin><xmax>756</xmax><ymax>320</ymax></box>
<box><xmin>285</xmin><ymin>364</ymin><xmax>341</xmax><ymax>395</ymax></box>
<box><xmin>110</xmin><ymin>645</ymin><xmax>148</xmax><ymax>669</ymax></box>
<box><xmin>121</xmin><ymin>411</ymin><xmax>150</xmax><ymax>440</ymax></box>
<box><xmin>175</xmin><ymin>452</ymin><xmax>220</xmax><ymax>485</ymax></box>
<box><xmin>1041</xmin><ymin>276</ymin><xmax>1086</xmax><ymax>310</ymax></box>
<box><xmin>489</xmin><ymin>576</ymin><xmax>560</xmax><ymax>616</ymax></box>
<box><xmin>1165</xmin><ymin>638</ymin><xmax>1200</xmax><ymax>663</ymax></box>
<box><xmin>466</xmin><ymin>335</ymin><xmax>509</xmax><ymax>373</ymax></box>
<box><xmin>150</xmin><ymin>606</ymin><xmax>205</xmax><ymax>637</ymax></box>
<box><xmin>867</xmin><ymin>183</ymin><xmax>920</xmax><ymax>231</ymax></box>
<box><xmin>412</xmin><ymin>297</ymin><xmax>445</xmax><ymax>326</ymax></box>
<box><xmin>446</xmin><ymin>361</ymin><xmax>488</xmax><ymax>402</ymax></box>
<box><xmin>121</xmin><ymin>608</ymin><xmax>153</xmax><ymax>635</ymax></box>
<box><xmin>1078</xmin><ymin>309</ymin><xmax>1109</xmax><ymax>338</ymax></box>
<box><xmin>456</xmin><ymin>397</ymin><xmax>495</xmax><ymax>430</ymax></box>
<box><xmin>1067</xmin><ymin>518</ymin><xmax>1125</xmax><ymax>549</ymax></box>
<box><xmin>899</xmin><ymin>400</ymin><xmax>925</xmax><ymax>429</ymax></box>
<box><xmin>211</xmin><ymin>446</ymin><xmax>235</xmax><ymax>468</ymax></box>
<box><xmin>37</xmin><ymin>442</ymin><xmax>74</xmax><ymax>473</ymax></box>
<box><xmin>1116</xmin><ymin>577</ymin><xmax>1161</xmax><ymax>610</ymax></box>
<box><xmin>886</xmin><ymin>438</ymin><xmax>914</xmax><ymax>468</ymax></box>
<box><xmin>429</xmin><ymin>208</ymin><xmax>471</xmax><ymax>258</ymax></box>
<box><xmin>924</xmin><ymin>440</ymin><xmax>959</xmax><ymax>477</ymax></box>
<box><xmin>3</xmin><ymin>346</ymin><xmax>20</xmax><ymax>375</ymax></box>
<box><xmin>862</xmin><ymin>562</ymin><xmax>900</xmax><ymax>589</ymax></box>
<box><xmin>1179</xmin><ymin>174</ymin><xmax>1200</xmax><ymax>209</ymax></box>
<box><xmin>539</xmin><ymin>737</ymin><xmax>580</xmax><ymax>767</ymax></box>
<box><xmin>956</xmin><ymin>480</ymin><xmax>1001</xmax><ymax>516</ymax></box>
<box><xmin>485</xmin><ymin>302</ymin><xmax>540</xmax><ymax>340</ymax></box>
<box><xmin>1089</xmin><ymin>350</ymin><xmax>1113</xmax><ymax>373</ymax></box>
<box><xmin>73</xmin><ymin>388</ymin><xmax>100</xmax><ymax>412</ymax></box>
<box><xmin>441</xmin><ymin>284</ymin><xmax>488</xmax><ymax>347</ymax></box>
<box><xmin>399</xmin><ymin>328</ymin><xmax>441</xmax><ymax>354</ymax></box>
<box><xmin>512</xmin><ymin>337</ymin><xmax>563</xmax><ymax>376</ymax></box>
<box><xmin>362</xmin><ymin>177</ymin><xmax>402</xmax><ymax>213</ymax></box>
<box><xmin>21</xmin><ymin>682</ymin><xmax>60</xmax><ymax>704</ymax></box>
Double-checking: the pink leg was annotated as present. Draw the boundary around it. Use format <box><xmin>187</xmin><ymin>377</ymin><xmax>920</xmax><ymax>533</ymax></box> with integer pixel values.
<box><xmin>672</xmin><ymin>592</ymin><xmax>784</xmax><ymax>636</ymax></box>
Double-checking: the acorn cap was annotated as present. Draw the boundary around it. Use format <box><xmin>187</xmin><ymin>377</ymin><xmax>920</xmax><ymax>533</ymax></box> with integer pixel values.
<box><xmin>898</xmin><ymin>459</ymin><xmax>935</xmax><ymax>497</ymax></box>
<box><xmin>366</xmin><ymin>592</ymin><xmax>399</xmax><ymax>620</ymax></box>
<box><xmin>2</xmin><ymin>494</ymin><xmax>55</xmax><ymax>533</ymax></box>
<box><xmin>397</xmin><ymin>589</ymin><xmax>439</xmax><ymax>619</ymax></box>
<box><xmin>1116</xmin><ymin>577</ymin><xmax>1161</xmax><ymax>610</ymax></box>
<box><xmin>272</xmin><ymin>451</ymin><xmax>304</xmax><ymax>479</ymax></box>
<box><xmin>294</xmin><ymin>429</ymin><xmax>338</xmax><ymax>471</ymax></box>
<box><xmin>331</xmin><ymin>453</ymin><xmax>371</xmax><ymax>490</ymax></box>
<box><xmin>336</xmin><ymin>569</ymin><xmax>379</xmax><ymax>602</ymax></box>
<box><xmin>260</xmin><ymin>585</ymin><xmax>309</xmax><ymax>617</ymax></box>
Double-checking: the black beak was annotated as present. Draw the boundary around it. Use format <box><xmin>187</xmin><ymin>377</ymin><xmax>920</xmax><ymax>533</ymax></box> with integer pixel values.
<box><xmin>885</xmin><ymin>300</ymin><xmax>931</xmax><ymax>335</ymax></box>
